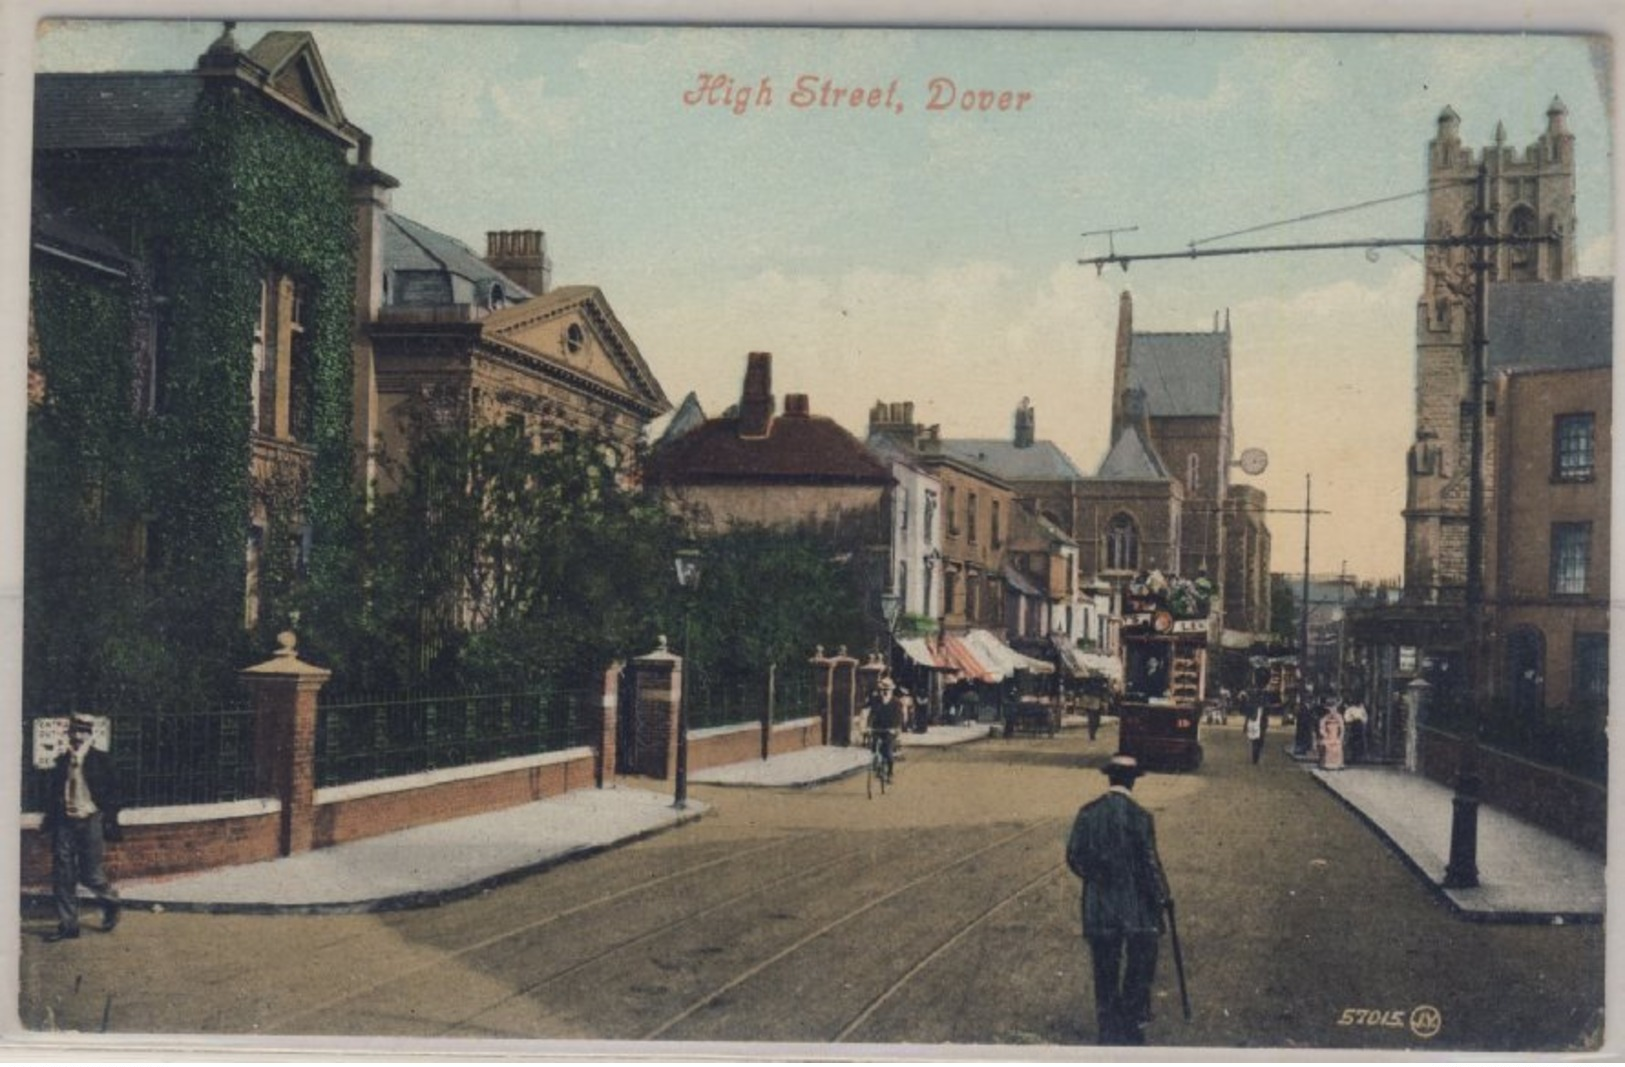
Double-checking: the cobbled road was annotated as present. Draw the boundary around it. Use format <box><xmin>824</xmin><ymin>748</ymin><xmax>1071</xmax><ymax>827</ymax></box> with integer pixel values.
<box><xmin>17</xmin><ymin>722</ymin><xmax>1604</xmax><ymax>1053</ymax></box>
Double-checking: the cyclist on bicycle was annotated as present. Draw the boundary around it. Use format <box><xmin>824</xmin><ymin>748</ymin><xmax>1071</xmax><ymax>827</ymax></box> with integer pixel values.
<box><xmin>865</xmin><ymin>676</ymin><xmax>903</xmax><ymax>779</ymax></box>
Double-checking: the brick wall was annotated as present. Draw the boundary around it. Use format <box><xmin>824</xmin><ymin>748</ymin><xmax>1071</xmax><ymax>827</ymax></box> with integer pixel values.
<box><xmin>21</xmin><ymin>803</ymin><xmax>284</xmax><ymax>886</ymax></box>
<box><xmin>312</xmin><ymin>748</ymin><xmax>595</xmax><ymax>847</ymax></box>
<box><xmin>1418</xmin><ymin>727</ymin><xmax>1606</xmax><ymax>854</ymax></box>
<box><xmin>687</xmin><ymin>717</ymin><xmax>822</xmax><ymax>772</ymax></box>
<box><xmin>21</xmin><ymin>750</ymin><xmax>599</xmax><ymax>886</ymax></box>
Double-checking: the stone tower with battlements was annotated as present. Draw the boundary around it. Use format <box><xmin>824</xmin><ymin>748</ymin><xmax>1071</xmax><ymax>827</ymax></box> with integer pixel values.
<box><xmin>1403</xmin><ymin>99</ymin><xmax>1578</xmax><ymax>604</ymax></box>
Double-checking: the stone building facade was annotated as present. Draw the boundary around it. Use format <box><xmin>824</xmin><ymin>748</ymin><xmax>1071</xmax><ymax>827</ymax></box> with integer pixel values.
<box><xmin>1404</xmin><ymin>100</ymin><xmax>1579</xmax><ymax>605</ymax></box>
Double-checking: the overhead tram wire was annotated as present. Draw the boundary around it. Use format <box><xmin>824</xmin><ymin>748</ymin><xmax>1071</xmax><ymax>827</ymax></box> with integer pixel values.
<box><xmin>1184</xmin><ymin>178</ymin><xmax>1476</xmax><ymax>250</ymax></box>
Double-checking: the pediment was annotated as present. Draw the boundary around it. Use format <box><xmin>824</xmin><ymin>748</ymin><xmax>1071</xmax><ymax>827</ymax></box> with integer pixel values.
<box><xmin>482</xmin><ymin>286</ymin><xmax>671</xmax><ymax>416</ymax></box>
<box><xmin>246</xmin><ymin>32</ymin><xmax>347</xmax><ymax>131</ymax></box>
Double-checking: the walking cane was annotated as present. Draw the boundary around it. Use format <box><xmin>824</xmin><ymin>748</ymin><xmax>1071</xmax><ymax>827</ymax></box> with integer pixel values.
<box><xmin>1166</xmin><ymin>898</ymin><xmax>1192</xmax><ymax>1021</ymax></box>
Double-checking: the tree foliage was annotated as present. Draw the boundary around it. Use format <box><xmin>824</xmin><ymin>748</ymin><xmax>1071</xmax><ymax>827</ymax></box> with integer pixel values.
<box><xmin>298</xmin><ymin>418</ymin><xmax>686</xmax><ymax>694</ymax></box>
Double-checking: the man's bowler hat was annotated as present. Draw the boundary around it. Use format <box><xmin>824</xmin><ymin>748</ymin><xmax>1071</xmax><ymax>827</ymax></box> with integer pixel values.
<box><xmin>69</xmin><ymin>713</ymin><xmax>95</xmax><ymax>733</ymax></box>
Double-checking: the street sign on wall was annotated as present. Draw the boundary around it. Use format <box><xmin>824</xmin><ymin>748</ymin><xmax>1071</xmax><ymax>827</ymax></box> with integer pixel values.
<box><xmin>30</xmin><ymin>715</ymin><xmax>109</xmax><ymax>770</ymax></box>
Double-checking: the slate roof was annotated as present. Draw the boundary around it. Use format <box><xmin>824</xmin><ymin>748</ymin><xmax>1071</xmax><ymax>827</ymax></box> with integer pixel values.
<box><xmin>1488</xmin><ymin>278</ymin><xmax>1613</xmax><ymax>372</ymax></box>
<box><xmin>1095</xmin><ymin>426</ymin><xmax>1172</xmax><ymax>480</ymax></box>
<box><xmin>1128</xmin><ymin>332</ymin><xmax>1228</xmax><ymax>417</ymax></box>
<box><xmin>647</xmin><ymin>415</ymin><xmax>892</xmax><ymax>485</ymax></box>
<box><xmin>34</xmin><ymin>72</ymin><xmax>203</xmax><ymax>152</ymax></box>
<box><xmin>655</xmin><ymin>392</ymin><xmax>708</xmax><ymax>447</ymax></box>
<box><xmin>31</xmin><ymin>188</ymin><xmax>130</xmax><ymax>268</ymax></box>
<box><xmin>938</xmin><ymin>439</ymin><xmax>1088</xmax><ymax>482</ymax></box>
<box><xmin>384</xmin><ymin>214</ymin><xmax>532</xmax><ymax>305</ymax></box>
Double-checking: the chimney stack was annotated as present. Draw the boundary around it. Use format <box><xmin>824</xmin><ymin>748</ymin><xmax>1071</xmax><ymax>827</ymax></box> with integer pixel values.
<box><xmin>784</xmin><ymin>393</ymin><xmax>810</xmax><ymax>417</ymax></box>
<box><xmin>1013</xmin><ymin>397</ymin><xmax>1035</xmax><ymax>448</ymax></box>
<box><xmin>484</xmin><ymin>230</ymin><xmax>552</xmax><ymax>296</ymax></box>
<box><xmin>738</xmin><ymin>352</ymin><xmax>775</xmax><ymax>438</ymax></box>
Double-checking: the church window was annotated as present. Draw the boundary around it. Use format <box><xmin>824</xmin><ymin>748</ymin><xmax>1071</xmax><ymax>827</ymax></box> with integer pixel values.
<box><xmin>1106</xmin><ymin>513</ymin><xmax>1139</xmax><ymax>571</ymax></box>
<box><xmin>1186</xmin><ymin>453</ymin><xmax>1201</xmax><ymax>494</ymax></box>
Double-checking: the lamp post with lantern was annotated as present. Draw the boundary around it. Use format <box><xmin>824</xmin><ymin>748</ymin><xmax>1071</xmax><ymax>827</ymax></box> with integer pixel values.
<box><xmin>673</xmin><ymin>547</ymin><xmax>703</xmax><ymax>811</ymax></box>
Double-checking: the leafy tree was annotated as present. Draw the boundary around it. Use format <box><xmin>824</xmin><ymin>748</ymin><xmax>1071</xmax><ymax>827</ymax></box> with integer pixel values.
<box><xmin>298</xmin><ymin>417</ymin><xmax>685</xmax><ymax>694</ymax></box>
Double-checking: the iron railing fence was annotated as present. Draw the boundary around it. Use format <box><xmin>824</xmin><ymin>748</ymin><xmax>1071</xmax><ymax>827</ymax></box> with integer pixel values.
<box><xmin>21</xmin><ymin>707</ymin><xmax>259</xmax><ymax>812</ymax></box>
<box><xmin>687</xmin><ymin>664</ymin><xmax>818</xmax><ymax>730</ymax></box>
<box><xmin>315</xmin><ymin>682</ymin><xmax>597</xmax><ymax>789</ymax></box>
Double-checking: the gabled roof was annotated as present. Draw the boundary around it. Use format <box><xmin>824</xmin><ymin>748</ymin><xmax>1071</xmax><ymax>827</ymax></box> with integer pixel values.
<box><xmin>385</xmin><ymin>213</ymin><xmax>532</xmax><ymax>306</ymax></box>
<box><xmin>648</xmin><ymin>414</ymin><xmax>892</xmax><ymax>485</ymax></box>
<box><xmin>657</xmin><ymin>391</ymin><xmax>708</xmax><ymax>447</ymax></box>
<box><xmin>482</xmin><ymin>284</ymin><xmax>672</xmax><ymax>417</ymax></box>
<box><xmin>1128</xmin><ymin>332</ymin><xmax>1228</xmax><ymax>417</ymax></box>
<box><xmin>939</xmin><ymin>439</ymin><xmax>1088</xmax><ymax>481</ymax></box>
<box><xmin>1095</xmin><ymin>425</ymin><xmax>1172</xmax><ymax>480</ymax></box>
<box><xmin>1488</xmin><ymin>278</ymin><xmax>1613</xmax><ymax>373</ymax></box>
<box><xmin>245</xmin><ymin>31</ymin><xmax>347</xmax><ymax>130</ymax></box>
<box><xmin>33</xmin><ymin>73</ymin><xmax>203</xmax><ymax>152</ymax></box>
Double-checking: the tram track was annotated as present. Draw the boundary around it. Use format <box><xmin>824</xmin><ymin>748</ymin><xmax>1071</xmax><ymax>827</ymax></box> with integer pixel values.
<box><xmin>641</xmin><ymin>818</ymin><xmax>1064</xmax><ymax>1042</ymax></box>
<box><xmin>260</xmin><ymin>830</ymin><xmax>831</xmax><ymax>1033</ymax></box>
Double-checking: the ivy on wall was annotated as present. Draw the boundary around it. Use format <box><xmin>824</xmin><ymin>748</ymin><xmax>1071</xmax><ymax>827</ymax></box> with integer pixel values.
<box><xmin>26</xmin><ymin>77</ymin><xmax>358</xmax><ymax>715</ymax></box>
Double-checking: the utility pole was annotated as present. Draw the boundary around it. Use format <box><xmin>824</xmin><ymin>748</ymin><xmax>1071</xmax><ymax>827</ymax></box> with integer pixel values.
<box><xmin>1080</xmin><ymin>166</ymin><xmax>1535</xmax><ymax>887</ymax></box>
<box><xmin>1442</xmin><ymin>163</ymin><xmax>1492</xmax><ymax>890</ymax></box>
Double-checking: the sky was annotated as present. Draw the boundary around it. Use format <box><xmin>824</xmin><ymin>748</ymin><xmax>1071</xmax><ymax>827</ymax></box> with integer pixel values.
<box><xmin>14</xmin><ymin>8</ymin><xmax>1618</xmax><ymax>585</ymax></box>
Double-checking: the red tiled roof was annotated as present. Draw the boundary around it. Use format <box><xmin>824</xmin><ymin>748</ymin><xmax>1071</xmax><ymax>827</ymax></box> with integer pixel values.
<box><xmin>646</xmin><ymin>414</ymin><xmax>892</xmax><ymax>485</ymax></box>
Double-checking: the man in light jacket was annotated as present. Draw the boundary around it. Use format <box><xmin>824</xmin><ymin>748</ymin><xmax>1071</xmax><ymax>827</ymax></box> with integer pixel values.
<box><xmin>42</xmin><ymin>714</ymin><xmax>122</xmax><ymax>941</ymax></box>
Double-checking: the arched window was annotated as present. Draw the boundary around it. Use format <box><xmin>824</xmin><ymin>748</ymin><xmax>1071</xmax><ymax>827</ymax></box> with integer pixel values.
<box><xmin>1508</xmin><ymin>205</ymin><xmax>1538</xmax><ymax>280</ymax></box>
<box><xmin>1187</xmin><ymin>453</ymin><xmax>1201</xmax><ymax>494</ymax></box>
<box><xmin>1505</xmin><ymin>627</ymin><xmax>1545</xmax><ymax>720</ymax></box>
<box><xmin>1106</xmin><ymin>513</ymin><xmax>1139</xmax><ymax>571</ymax></box>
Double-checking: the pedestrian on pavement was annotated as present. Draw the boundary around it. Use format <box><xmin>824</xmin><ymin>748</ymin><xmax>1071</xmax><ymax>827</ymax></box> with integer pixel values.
<box><xmin>1085</xmin><ymin>693</ymin><xmax>1103</xmax><ymax>741</ymax></box>
<box><xmin>1344</xmin><ymin>703</ymin><xmax>1368</xmax><ymax>763</ymax></box>
<box><xmin>1243</xmin><ymin>691</ymin><xmax>1267</xmax><ymax>765</ymax></box>
<box><xmin>43</xmin><ymin>713</ymin><xmax>122</xmax><ymax>942</ymax></box>
<box><xmin>1319</xmin><ymin>702</ymin><xmax>1347</xmax><ymax>771</ymax></box>
<box><xmin>1065</xmin><ymin>753</ymin><xmax>1173</xmax><ymax>1046</ymax></box>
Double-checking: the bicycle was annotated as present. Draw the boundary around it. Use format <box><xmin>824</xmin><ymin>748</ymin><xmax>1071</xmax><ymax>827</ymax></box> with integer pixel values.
<box><xmin>865</xmin><ymin>728</ymin><xmax>896</xmax><ymax>798</ymax></box>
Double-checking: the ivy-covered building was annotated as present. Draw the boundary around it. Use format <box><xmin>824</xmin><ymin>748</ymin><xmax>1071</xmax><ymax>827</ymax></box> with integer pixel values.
<box><xmin>29</xmin><ymin>26</ymin><xmax>365</xmax><ymax>712</ymax></box>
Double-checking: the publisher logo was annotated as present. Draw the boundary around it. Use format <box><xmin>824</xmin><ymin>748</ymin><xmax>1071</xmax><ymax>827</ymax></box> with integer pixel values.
<box><xmin>1409</xmin><ymin>1005</ymin><xmax>1443</xmax><ymax>1039</ymax></box>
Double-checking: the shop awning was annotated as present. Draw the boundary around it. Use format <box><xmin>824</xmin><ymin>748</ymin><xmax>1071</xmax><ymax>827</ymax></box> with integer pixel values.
<box><xmin>965</xmin><ymin>629</ymin><xmax>1054</xmax><ymax>676</ymax></box>
<box><xmin>939</xmin><ymin>634</ymin><xmax>1001</xmax><ymax>684</ymax></box>
<box><xmin>1051</xmin><ymin>636</ymin><xmax>1122</xmax><ymax>682</ymax></box>
<box><xmin>895</xmin><ymin>636</ymin><xmax>953</xmax><ymax>671</ymax></box>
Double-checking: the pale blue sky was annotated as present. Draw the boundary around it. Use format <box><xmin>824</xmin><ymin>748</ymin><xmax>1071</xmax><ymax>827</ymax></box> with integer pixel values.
<box><xmin>26</xmin><ymin>18</ymin><xmax>1617</xmax><ymax>582</ymax></box>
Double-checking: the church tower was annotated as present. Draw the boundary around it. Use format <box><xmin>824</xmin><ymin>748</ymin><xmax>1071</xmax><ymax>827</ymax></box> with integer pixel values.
<box><xmin>1403</xmin><ymin>100</ymin><xmax>1578</xmax><ymax>604</ymax></box>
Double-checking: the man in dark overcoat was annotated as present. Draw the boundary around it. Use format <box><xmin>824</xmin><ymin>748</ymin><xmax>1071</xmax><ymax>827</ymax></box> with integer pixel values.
<box><xmin>42</xmin><ymin>714</ymin><xmax>122</xmax><ymax>941</ymax></box>
<box><xmin>1065</xmin><ymin>753</ymin><xmax>1172</xmax><ymax>1045</ymax></box>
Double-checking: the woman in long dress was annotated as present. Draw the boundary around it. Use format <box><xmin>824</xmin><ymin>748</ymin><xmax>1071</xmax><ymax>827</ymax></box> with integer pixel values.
<box><xmin>1318</xmin><ymin>703</ymin><xmax>1346</xmax><ymax>770</ymax></box>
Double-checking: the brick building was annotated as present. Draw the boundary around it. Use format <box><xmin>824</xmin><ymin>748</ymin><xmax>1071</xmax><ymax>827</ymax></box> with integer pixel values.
<box><xmin>646</xmin><ymin>352</ymin><xmax>893</xmax><ymax>538</ymax></box>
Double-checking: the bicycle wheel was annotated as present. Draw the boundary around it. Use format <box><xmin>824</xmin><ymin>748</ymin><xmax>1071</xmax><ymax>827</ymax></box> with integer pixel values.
<box><xmin>866</xmin><ymin>746</ymin><xmax>877</xmax><ymax>799</ymax></box>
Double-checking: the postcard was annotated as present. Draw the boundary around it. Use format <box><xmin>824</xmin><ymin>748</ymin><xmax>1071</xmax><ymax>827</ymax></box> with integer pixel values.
<box><xmin>4</xmin><ymin>1</ymin><xmax>1616</xmax><ymax>1060</ymax></box>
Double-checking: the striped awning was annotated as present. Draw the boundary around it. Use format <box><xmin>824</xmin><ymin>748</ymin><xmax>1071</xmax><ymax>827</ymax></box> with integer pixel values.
<box><xmin>939</xmin><ymin>634</ymin><xmax>1001</xmax><ymax>684</ymax></box>
<box><xmin>965</xmin><ymin>629</ymin><xmax>1055</xmax><ymax>677</ymax></box>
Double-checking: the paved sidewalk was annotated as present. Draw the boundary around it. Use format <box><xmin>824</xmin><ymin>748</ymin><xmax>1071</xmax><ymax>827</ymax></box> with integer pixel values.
<box><xmin>898</xmin><ymin>722</ymin><xmax>998</xmax><ymax>748</ymax></box>
<box><xmin>690</xmin><ymin>745</ymin><xmax>870</xmax><ymax>787</ymax></box>
<box><xmin>1309</xmin><ymin>764</ymin><xmax>1604</xmax><ymax>923</ymax></box>
<box><xmin>81</xmin><ymin>786</ymin><xmax>708</xmax><ymax>915</ymax></box>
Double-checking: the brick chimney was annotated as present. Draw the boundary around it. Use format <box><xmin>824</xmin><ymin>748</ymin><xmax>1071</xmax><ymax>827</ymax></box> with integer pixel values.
<box><xmin>1013</xmin><ymin>397</ymin><xmax>1035</xmax><ymax>448</ymax></box>
<box><xmin>783</xmin><ymin>393</ymin><xmax>811</xmax><ymax>417</ymax></box>
<box><xmin>738</xmin><ymin>352</ymin><xmax>775</xmax><ymax>438</ymax></box>
<box><xmin>868</xmin><ymin>399</ymin><xmax>918</xmax><ymax>443</ymax></box>
<box><xmin>484</xmin><ymin>230</ymin><xmax>551</xmax><ymax>296</ymax></box>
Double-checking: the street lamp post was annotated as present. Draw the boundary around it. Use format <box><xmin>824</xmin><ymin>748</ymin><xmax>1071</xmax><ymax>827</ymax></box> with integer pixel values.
<box><xmin>674</xmin><ymin>548</ymin><xmax>704</xmax><ymax>811</ymax></box>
